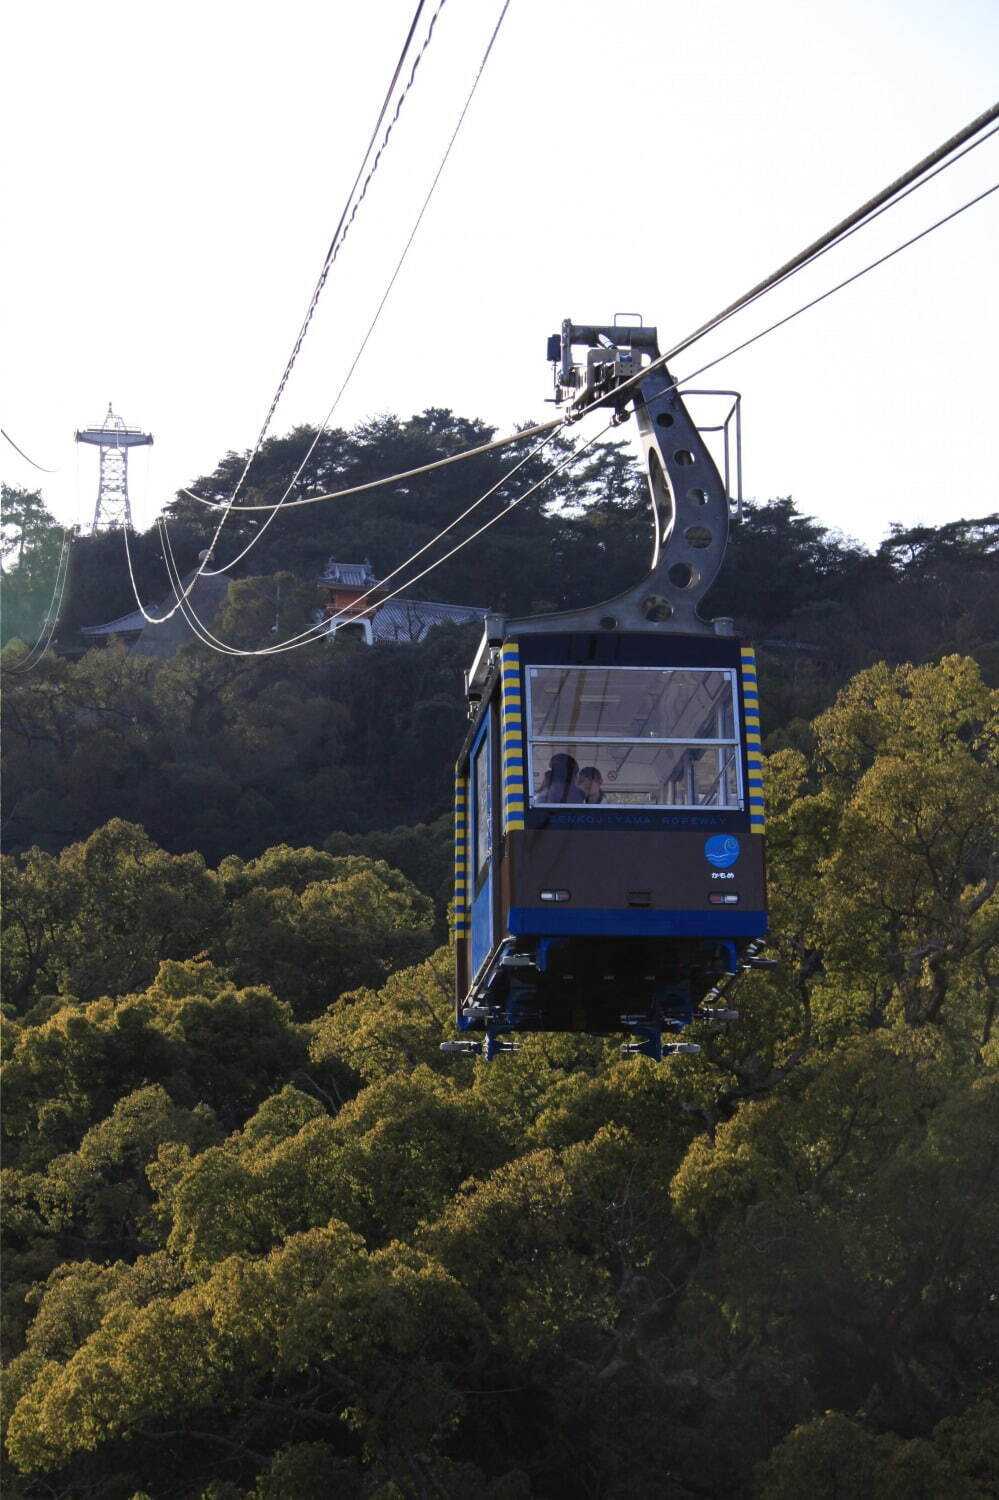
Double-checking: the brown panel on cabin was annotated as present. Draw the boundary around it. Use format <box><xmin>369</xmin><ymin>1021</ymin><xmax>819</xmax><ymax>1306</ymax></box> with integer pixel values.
<box><xmin>505</xmin><ymin>828</ymin><xmax>766</xmax><ymax>914</ymax></box>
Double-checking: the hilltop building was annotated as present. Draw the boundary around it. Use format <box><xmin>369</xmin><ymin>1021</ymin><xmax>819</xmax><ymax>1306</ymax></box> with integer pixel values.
<box><xmin>316</xmin><ymin>560</ymin><xmax>485</xmax><ymax>643</ymax></box>
<box><xmin>78</xmin><ymin>559</ymin><xmax>487</xmax><ymax>655</ymax></box>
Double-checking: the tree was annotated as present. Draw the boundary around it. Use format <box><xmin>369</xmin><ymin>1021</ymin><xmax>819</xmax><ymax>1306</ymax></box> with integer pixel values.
<box><xmin>218</xmin><ymin>853</ymin><xmax>435</xmax><ymax>1016</ymax></box>
<box><xmin>769</xmin><ymin>656</ymin><xmax>998</xmax><ymax>1039</ymax></box>
<box><xmin>758</xmin><ymin>1400</ymin><xmax>999</xmax><ymax>1499</ymax></box>
<box><xmin>704</xmin><ymin>496</ymin><xmax>871</xmax><ymax>627</ymax></box>
<box><xmin>2</xmin><ymin>486</ymin><xmax>55</xmax><ymax>567</ymax></box>
<box><xmin>1</xmin><ymin>820</ymin><xmax>224</xmax><ymax>1013</ymax></box>
<box><xmin>1</xmin><ymin>960</ymin><xmax>309</xmax><ymax>1170</ymax></box>
<box><xmin>4</xmin><ymin>595</ymin><xmax>998</xmax><ymax>1496</ymax></box>
<box><xmin>0</xmin><ymin>485</ymin><xmax>66</xmax><ymax>648</ymax></box>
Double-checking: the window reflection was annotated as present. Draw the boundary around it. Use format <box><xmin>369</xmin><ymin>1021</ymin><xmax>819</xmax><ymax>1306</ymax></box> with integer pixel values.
<box><xmin>473</xmin><ymin>740</ymin><xmax>490</xmax><ymax>882</ymax></box>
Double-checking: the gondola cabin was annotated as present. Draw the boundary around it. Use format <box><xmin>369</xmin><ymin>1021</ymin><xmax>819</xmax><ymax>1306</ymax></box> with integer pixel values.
<box><xmin>453</xmin><ymin>624</ymin><xmax>767</xmax><ymax>1056</ymax></box>
<box><xmin>449</xmin><ymin>319</ymin><xmax>770</xmax><ymax>1059</ymax></box>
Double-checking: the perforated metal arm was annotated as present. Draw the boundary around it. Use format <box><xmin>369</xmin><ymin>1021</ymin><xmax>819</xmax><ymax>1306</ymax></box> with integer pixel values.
<box><xmin>509</xmin><ymin>322</ymin><xmax>733</xmax><ymax>637</ymax></box>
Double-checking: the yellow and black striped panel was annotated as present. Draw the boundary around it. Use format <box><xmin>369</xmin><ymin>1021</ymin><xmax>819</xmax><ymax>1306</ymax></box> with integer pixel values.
<box><xmin>740</xmin><ymin>645</ymin><xmax>765</xmax><ymax>833</ymax></box>
<box><xmin>453</xmin><ymin>771</ymin><xmax>469</xmax><ymax>933</ymax></box>
<box><xmin>500</xmin><ymin>640</ymin><xmax>526</xmax><ymax>833</ymax></box>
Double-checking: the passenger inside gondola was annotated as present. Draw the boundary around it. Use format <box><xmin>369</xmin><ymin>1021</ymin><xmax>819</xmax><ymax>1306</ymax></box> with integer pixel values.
<box><xmin>527</xmin><ymin>664</ymin><xmax>741</xmax><ymax>809</ymax></box>
<box><xmin>537</xmin><ymin>752</ymin><xmax>585</xmax><ymax>803</ymax></box>
<box><xmin>577</xmin><ymin>765</ymin><xmax>604</xmax><ymax>802</ymax></box>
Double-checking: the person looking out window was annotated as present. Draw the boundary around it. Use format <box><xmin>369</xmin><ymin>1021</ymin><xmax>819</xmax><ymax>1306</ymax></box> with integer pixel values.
<box><xmin>537</xmin><ymin>752</ymin><xmax>584</xmax><ymax>803</ymax></box>
<box><xmin>577</xmin><ymin>765</ymin><xmax>604</xmax><ymax>803</ymax></box>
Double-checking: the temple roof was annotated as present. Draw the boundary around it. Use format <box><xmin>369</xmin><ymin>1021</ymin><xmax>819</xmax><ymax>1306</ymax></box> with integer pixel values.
<box><xmin>79</xmin><ymin>561</ymin><xmax>487</xmax><ymax>653</ymax></box>
<box><xmin>368</xmin><ymin>596</ymin><xmax>485</xmax><ymax>641</ymax></box>
<box><xmin>316</xmin><ymin>560</ymin><xmax>380</xmax><ymax>588</ymax></box>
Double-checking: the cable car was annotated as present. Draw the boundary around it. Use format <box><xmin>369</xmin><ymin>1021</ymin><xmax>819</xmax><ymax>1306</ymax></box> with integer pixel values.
<box><xmin>448</xmin><ymin>321</ymin><xmax>770</xmax><ymax>1060</ymax></box>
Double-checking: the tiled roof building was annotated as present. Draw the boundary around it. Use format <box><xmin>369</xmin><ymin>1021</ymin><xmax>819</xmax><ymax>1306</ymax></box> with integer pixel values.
<box><xmin>79</xmin><ymin>562</ymin><xmax>487</xmax><ymax>654</ymax></box>
<box><xmin>316</xmin><ymin>558</ymin><xmax>486</xmax><ymax>643</ymax></box>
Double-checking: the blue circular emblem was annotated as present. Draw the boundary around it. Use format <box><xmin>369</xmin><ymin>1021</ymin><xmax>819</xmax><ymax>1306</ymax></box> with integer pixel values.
<box><xmin>704</xmin><ymin>834</ymin><xmax>741</xmax><ymax>869</ymax></box>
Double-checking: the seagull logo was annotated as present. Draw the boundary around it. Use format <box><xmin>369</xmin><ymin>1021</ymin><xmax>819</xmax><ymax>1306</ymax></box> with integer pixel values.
<box><xmin>704</xmin><ymin>835</ymin><xmax>741</xmax><ymax>869</ymax></box>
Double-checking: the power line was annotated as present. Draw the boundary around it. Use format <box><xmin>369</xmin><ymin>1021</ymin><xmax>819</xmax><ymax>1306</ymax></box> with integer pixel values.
<box><xmin>201</xmin><ymin>0</ymin><xmax>513</xmax><ymax>580</ymax></box>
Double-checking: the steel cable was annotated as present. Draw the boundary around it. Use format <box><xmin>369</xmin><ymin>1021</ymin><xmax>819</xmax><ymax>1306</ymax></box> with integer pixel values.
<box><xmin>156</xmin><ymin>420</ymin><xmax>573</xmax><ymax>655</ymax></box>
<box><xmin>179</xmin><ymin>107</ymin><xmax>998</xmax><ymax>524</ymax></box>
<box><xmin>1</xmin><ymin>428</ymin><xmax>61</xmax><ymax>474</ymax></box>
<box><xmin>665</xmin><ymin>103</ymin><xmax>999</xmax><ymax>368</ymax></box>
<box><xmin>2</xmin><ymin>529</ymin><xmax>72</xmax><ymax>673</ymax></box>
<box><xmin>156</xmin><ymin>174</ymin><xmax>999</xmax><ymax>657</ymax></box>
<box><xmin>200</xmin><ymin>0</ymin><xmax>513</xmax><ymax>578</ymax></box>
<box><xmin>157</xmin><ymin>417</ymin><xmax>614</xmax><ymax>657</ymax></box>
<box><xmin>225</xmin><ymin>0</ymin><xmax>446</xmax><ymax>507</ymax></box>
<box><xmin>144</xmin><ymin>0</ymin><xmax>448</xmax><ymax>621</ymax></box>
<box><xmin>178</xmin><ymin>416</ymin><xmax>561</xmax><ymax>512</ymax></box>
<box><xmin>124</xmin><ymin>104</ymin><xmax>998</xmax><ymax>642</ymax></box>
<box><xmin>568</xmin><ymin>104</ymin><xmax>999</xmax><ymax>421</ymax></box>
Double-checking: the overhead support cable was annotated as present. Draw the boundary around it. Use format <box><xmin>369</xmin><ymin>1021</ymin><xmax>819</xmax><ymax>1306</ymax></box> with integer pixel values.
<box><xmin>146</xmin><ymin>0</ymin><xmax>449</xmax><ymax>621</ymax></box>
<box><xmin>180</xmin><ymin>102</ymin><xmax>997</xmax><ymax>524</ymax></box>
<box><xmin>158</xmin><ymin>418</ymin><xmax>571</xmax><ymax>655</ymax></box>
<box><xmin>179</xmin><ymin>416</ymin><xmax>561</xmax><ymax>513</ymax></box>
<box><xmin>129</xmin><ymin>102</ymin><xmax>997</xmax><ymax>646</ymax></box>
<box><xmin>667</xmin><ymin>102</ymin><xmax>999</xmax><ymax>366</ymax></box>
<box><xmin>157</xmin><ymin>417</ymin><xmax>615</xmax><ymax>658</ymax></box>
<box><xmin>226</xmin><ymin>0</ymin><xmax>446</xmax><ymax>507</ymax></box>
<box><xmin>122</xmin><ymin>522</ymin><xmax>175</xmax><ymax>628</ymax></box>
<box><xmin>1</xmin><ymin>427</ymin><xmax>61</xmax><ymax>473</ymax></box>
<box><xmin>155</xmin><ymin>171</ymin><xmax>999</xmax><ymax>658</ymax></box>
<box><xmin>200</xmin><ymin>0</ymin><xmax>513</xmax><ymax>578</ymax></box>
<box><xmin>571</xmin><ymin>102</ymin><xmax>999</xmax><ymax>418</ymax></box>
<box><xmin>570</xmin><ymin>178</ymin><xmax>999</xmax><ymax>430</ymax></box>
<box><xmin>2</xmin><ymin>529</ymin><xmax>73</xmax><ymax>674</ymax></box>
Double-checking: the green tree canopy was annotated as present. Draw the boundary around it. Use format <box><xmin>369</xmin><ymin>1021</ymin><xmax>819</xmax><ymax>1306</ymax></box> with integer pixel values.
<box><xmin>2</xmin><ymin>655</ymin><xmax>997</xmax><ymax>1499</ymax></box>
<box><xmin>0</xmin><ymin>485</ymin><xmax>66</xmax><ymax>649</ymax></box>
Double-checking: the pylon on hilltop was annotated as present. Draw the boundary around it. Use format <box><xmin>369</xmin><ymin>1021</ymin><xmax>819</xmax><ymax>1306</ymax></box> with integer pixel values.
<box><xmin>75</xmin><ymin>404</ymin><xmax>153</xmax><ymax>533</ymax></box>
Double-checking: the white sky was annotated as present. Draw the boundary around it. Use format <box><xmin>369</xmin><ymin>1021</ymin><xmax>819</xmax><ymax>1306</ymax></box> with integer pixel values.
<box><xmin>2</xmin><ymin>0</ymin><xmax>997</xmax><ymax>552</ymax></box>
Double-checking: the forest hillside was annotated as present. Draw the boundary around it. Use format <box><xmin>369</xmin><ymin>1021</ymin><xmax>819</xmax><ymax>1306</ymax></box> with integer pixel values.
<box><xmin>3</xmin><ymin>408</ymin><xmax>997</xmax><ymax>862</ymax></box>
<box><xmin>1</xmin><ymin>415</ymin><xmax>997</xmax><ymax>1498</ymax></box>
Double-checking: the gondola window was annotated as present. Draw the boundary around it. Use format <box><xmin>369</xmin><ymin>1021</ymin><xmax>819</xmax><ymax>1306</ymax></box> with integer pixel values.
<box><xmin>526</xmin><ymin>666</ymin><xmax>742</xmax><ymax>809</ymax></box>
<box><xmin>473</xmin><ymin>739</ymin><xmax>491</xmax><ymax>887</ymax></box>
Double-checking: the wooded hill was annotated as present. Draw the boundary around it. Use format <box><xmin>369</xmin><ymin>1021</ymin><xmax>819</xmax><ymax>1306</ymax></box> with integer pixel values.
<box><xmin>1</xmin><ymin>413</ymin><xmax>997</xmax><ymax>1497</ymax></box>
<box><xmin>2</xmin><ymin>408</ymin><xmax>997</xmax><ymax>864</ymax></box>
<box><xmin>2</xmin><ymin>657</ymin><xmax>996</xmax><ymax>1498</ymax></box>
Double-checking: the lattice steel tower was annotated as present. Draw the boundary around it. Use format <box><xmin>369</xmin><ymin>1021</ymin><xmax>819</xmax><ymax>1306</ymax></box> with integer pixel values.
<box><xmin>75</xmin><ymin>404</ymin><xmax>153</xmax><ymax>533</ymax></box>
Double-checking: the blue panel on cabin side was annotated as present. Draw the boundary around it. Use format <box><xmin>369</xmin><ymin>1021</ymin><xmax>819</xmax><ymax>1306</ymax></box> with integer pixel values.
<box><xmin>471</xmin><ymin>888</ymin><xmax>494</xmax><ymax>976</ymax></box>
<box><xmin>507</xmin><ymin>907</ymin><xmax>767</xmax><ymax>938</ymax></box>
